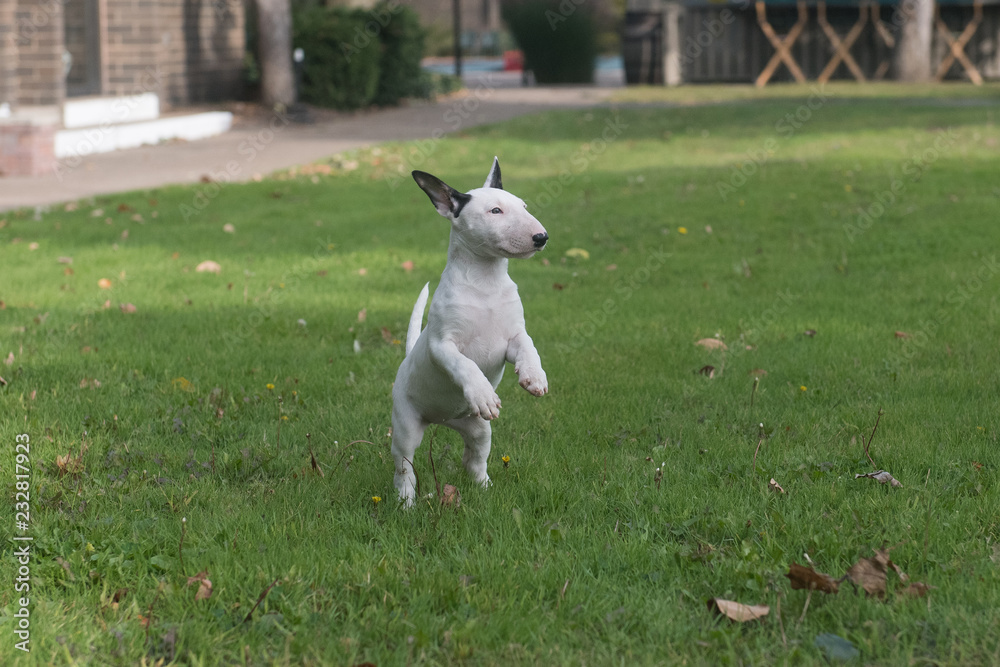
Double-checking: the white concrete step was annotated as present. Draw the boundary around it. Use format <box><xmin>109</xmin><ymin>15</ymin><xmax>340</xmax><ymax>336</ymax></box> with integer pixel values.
<box><xmin>55</xmin><ymin>111</ymin><xmax>233</xmax><ymax>159</ymax></box>
<box><xmin>63</xmin><ymin>93</ymin><xmax>160</xmax><ymax>128</ymax></box>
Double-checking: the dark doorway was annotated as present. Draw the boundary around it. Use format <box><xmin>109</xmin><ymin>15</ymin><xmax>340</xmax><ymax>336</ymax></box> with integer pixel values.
<box><xmin>64</xmin><ymin>0</ymin><xmax>101</xmax><ymax>96</ymax></box>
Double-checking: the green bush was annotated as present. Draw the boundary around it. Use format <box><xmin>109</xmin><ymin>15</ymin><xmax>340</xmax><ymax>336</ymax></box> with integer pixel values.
<box><xmin>373</xmin><ymin>3</ymin><xmax>427</xmax><ymax>106</ymax></box>
<box><xmin>292</xmin><ymin>5</ymin><xmax>380</xmax><ymax>110</ymax></box>
<box><xmin>292</xmin><ymin>1</ymin><xmax>431</xmax><ymax>110</ymax></box>
<box><xmin>501</xmin><ymin>0</ymin><xmax>598</xmax><ymax>84</ymax></box>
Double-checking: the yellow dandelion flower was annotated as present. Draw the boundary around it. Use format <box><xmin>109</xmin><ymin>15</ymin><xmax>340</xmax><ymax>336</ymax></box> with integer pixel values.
<box><xmin>281</xmin><ymin>415</ymin><xmax>288</xmax><ymax>421</ymax></box>
<box><xmin>844</xmin><ymin>184</ymin><xmax>853</xmax><ymax>193</ymax></box>
<box><xmin>372</xmin><ymin>496</ymin><xmax>381</xmax><ymax>504</ymax></box>
<box><xmin>678</xmin><ymin>227</ymin><xmax>688</xmax><ymax>235</ymax></box>
<box><xmin>266</xmin><ymin>383</ymin><xmax>275</xmax><ymax>390</ymax></box>
<box><xmin>502</xmin><ymin>455</ymin><xmax>511</xmax><ymax>468</ymax></box>
<box><xmin>800</xmin><ymin>385</ymin><xmax>807</xmax><ymax>392</ymax></box>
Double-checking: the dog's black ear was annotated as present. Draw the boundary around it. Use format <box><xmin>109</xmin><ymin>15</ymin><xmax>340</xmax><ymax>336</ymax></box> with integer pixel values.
<box><xmin>483</xmin><ymin>156</ymin><xmax>502</xmax><ymax>190</ymax></box>
<box><xmin>412</xmin><ymin>171</ymin><xmax>472</xmax><ymax>218</ymax></box>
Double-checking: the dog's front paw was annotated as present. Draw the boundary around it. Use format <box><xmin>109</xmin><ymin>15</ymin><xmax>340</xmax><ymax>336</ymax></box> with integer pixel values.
<box><xmin>517</xmin><ymin>367</ymin><xmax>548</xmax><ymax>397</ymax></box>
<box><xmin>465</xmin><ymin>382</ymin><xmax>502</xmax><ymax>420</ymax></box>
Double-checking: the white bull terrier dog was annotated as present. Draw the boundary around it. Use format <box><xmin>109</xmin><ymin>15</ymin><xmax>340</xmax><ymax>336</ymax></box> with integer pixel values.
<box><xmin>391</xmin><ymin>157</ymin><xmax>549</xmax><ymax>506</ymax></box>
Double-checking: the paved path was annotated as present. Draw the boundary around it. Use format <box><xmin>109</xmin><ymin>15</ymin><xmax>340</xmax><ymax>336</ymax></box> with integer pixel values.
<box><xmin>0</xmin><ymin>86</ymin><xmax>615</xmax><ymax>213</ymax></box>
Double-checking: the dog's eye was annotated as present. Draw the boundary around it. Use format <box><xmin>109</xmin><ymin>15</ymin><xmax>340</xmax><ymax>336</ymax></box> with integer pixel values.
<box><xmin>490</xmin><ymin>207</ymin><xmax>502</xmax><ymax>214</ymax></box>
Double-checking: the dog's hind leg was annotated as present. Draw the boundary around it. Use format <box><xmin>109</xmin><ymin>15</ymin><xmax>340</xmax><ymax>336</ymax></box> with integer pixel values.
<box><xmin>446</xmin><ymin>415</ymin><xmax>493</xmax><ymax>488</ymax></box>
<box><xmin>391</xmin><ymin>405</ymin><xmax>426</xmax><ymax>507</ymax></box>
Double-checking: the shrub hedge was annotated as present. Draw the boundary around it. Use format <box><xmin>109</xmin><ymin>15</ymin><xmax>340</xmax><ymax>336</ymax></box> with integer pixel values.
<box><xmin>501</xmin><ymin>0</ymin><xmax>598</xmax><ymax>84</ymax></box>
<box><xmin>292</xmin><ymin>1</ymin><xmax>430</xmax><ymax>110</ymax></box>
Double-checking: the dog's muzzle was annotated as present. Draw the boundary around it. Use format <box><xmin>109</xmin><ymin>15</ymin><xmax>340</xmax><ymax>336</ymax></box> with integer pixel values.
<box><xmin>532</xmin><ymin>232</ymin><xmax>548</xmax><ymax>249</ymax></box>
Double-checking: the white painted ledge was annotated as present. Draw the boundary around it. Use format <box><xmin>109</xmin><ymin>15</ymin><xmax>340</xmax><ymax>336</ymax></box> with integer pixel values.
<box><xmin>55</xmin><ymin>111</ymin><xmax>233</xmax><ymax>159</ymax></box>
<box><xmin>63</xmin><ymin>94</ymin><xmax>160</xmax><ymax>129</ymax></box>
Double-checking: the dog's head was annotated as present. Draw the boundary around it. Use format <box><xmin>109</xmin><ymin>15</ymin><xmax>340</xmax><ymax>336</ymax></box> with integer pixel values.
<box><xmin>412</xmin><ymin>157</ymin><xmax>548</xmax><ymax>260</ymax></box>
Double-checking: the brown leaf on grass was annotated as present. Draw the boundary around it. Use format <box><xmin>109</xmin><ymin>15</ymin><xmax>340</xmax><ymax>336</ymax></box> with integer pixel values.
<box><xmin>186</xmin><ymin>570</ymin><xmax>213</xmax><ymax>601</ymax></box>
<box><xmin>803</xmin><ymin>329</ymin><xmax>817</xmax><ymax>337</ymax></box>
<box><xmin>57</xmin><ymin>256</ymin><xmax>73</xmax><ymax>264</ymax></box>
<box><xmin>698</xmin><ymin>365</ymin><xmax>715</xmax><ymax>378</ymax></box>
<box><xmin>4</xmin><ymin>352</ymin><xmax>12</xmax><ymax>366</ymax></box>
<box><xmin>55</xmin><ymin>445</ymin><xmax>87</xmax><ymax>476</ymax></box>
<box><xmin>786</xmin><ymin>562</ymin><xmax>839</xmax><ymax>594</ymax></box>
<box><xmin>749</xmin><ymin>368</ymin><xmax>768</xmax><ymax>377</ymax></box>
<box><xmin>846</xmin><ymin>548</ymin><xmax>893</xmax><ymax>598</ymax></box>
<box><xmin>381</xmin><ymin>327</ymin><xmax>393</xmax><ymax>344</ymax></box>
<box><xmin>137</xmin><ymin>613</ymin><xmax>150</xmax><ymax>628</ymax></box>
<box><xmin>707</xmin><ymin>598</ymin><xmax>770</xmax><ymax>622</ymax></box>
<box><xmin>855</xmin><ymin>470</ymin><xmax>902</xmax><ymax>487</ymax></box>
<box><xmin>120</xmin><ymin>303</ymin><xmax>137</xmax><ymax>314</ymax></box>
<box><xmin>894</xmin><ymin>331</ymin><xmax>912</xmax><ymax>339</ymax></box>
<box><xmin>98</xmin><ymin>278</ymin><xmax>112</xmax><ymax>289</ymax></box>
<box><xmin>769</xmin><ymin>478</ymin><xmax>785</xmax><ymax>494</ymax></box>
<box><xmin>552</xmin><ymin>283</ymin><xmax>565</xmax><ymax>290</ymax></box>
<box><xmin>79</xmin><ymin>377</ymin><xmax>102</xmax><ymax>389</ymax></box>
<box><xmin>0</xmin><ymin>376</ymin><xmax>7</xmax><ymax>387</ymax></box>
<box><xmin>117</xmin><ymin>203</ymin><xmax>135</xmax><ymax>213</ymax></box>
<box><xmin>401</xmin><ymin>260</ymin><xmax>414</xmax><ymax>272</ymax></box>
<box><xmin>357</xmin><ymin>308</ymin><xmax>367</xmax><ymax>322</ymax></box>
<box><xmin>899</xmin><ymin>581</ymin><xmax>934</xmax><ymax>598</ymax></box>
<box><xmin>196</xmin><ymin>260</ymin><xmax>222</xmax><ymax>274</ymax></box>
<box><xmin>441</xmin><ymin>484</ymin><xmax>461</xmax><ymax>508</ymax></box>
<box><xmin>695</xmin><ymin>338</ymin><xmax>728</xmax><ymax>351</ymax></box>
<box><xmin>113</xmin><ymin>587</ymin><xmax>129</xmax><ymax>603</ymax></box>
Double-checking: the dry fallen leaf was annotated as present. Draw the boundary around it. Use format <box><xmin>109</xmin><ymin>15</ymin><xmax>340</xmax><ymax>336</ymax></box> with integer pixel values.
<box><xmin>357</xmin><ymin>308</ymin><xmax>367</xmax><ymax>322</ymax></box>
<box><xmin>749</xmin><ymin>368</ymin><xmax>768</xmax><ymax>377</ymax></box>
<box><xmin>186</xmin><ymin>570</ymin><xmax>213</xmax><ymax>601</ymax></box>
<box><xmin>4</xmin><ymin>352</ymin><xmax>12</xmax><ymax>366</ymax></box>
<box><xmin>855</xmin><ymin>470</ymin><xmax>902</xmax><ymax>487</ymax></box>
<box><xmin>381</xmin><ymin>327</ymin><xmax>393</xmax><ymax>344</ymax></box>
<box><xmin>57</xmin><ymin>256</ymin><xmax>73</xmax><ymax>264</ymax></box>
<box><xmin>223</xmin><ymin>224</ymin><xmax>235</xmax><ymax>233</ymax></box>
<box><xmin>768</xmin><ymin>478</ymin><xmax>785</xmax><ymax>494</ymax></box>
<box><xmin>401</xmin><ymin>260</ymin><xmax>414</xmax><ymax>272</ymax></box>
<box><xmin>894</xmin><ymin>331</ymin><xmax>912</xmax><ymax>339</ymax></box>
<box><xmin>120</xmin><ymin>303</ymin><xmax>137</xmax><ymax>314</ymax></box>
<box><xmin>98</xmin><ymin>278</ymin><xmax>112</xmax><ymax>289</ymax></box>
<box><xmin>846</xmin><ymin>548</ymin><xmax>892</xmax><ymax>598</ymax></box>
<box><xmin>564</xmin><ymin>248</ymin><xmax>590</xmax><ymax>260</ymax></box>
<box><xmin>786</xmin><ymin>562</ymin><xmax>839</xmax><ymax>594</ymax></box>
<box><xmin>707</xmin><ymin>598</ymin><xmax>770</xmax><ymax>622</ymax></box>
<box><xmin>803</xmin><ymin>329</ymin><xmax>817</xmax><ymax>337</ymax></box>
<box><xmin>441</xmin><ymin>484</ymin><xmax>461</xmax><ymax>508</ymax></box>
<box><xmin>695</xmin><ymin>338</ymin><xmax>728</xmax><ymax>351</ymax></box>
<box><xmin>196</xmin><ymin>260</ymin><xmax>222</xmax><ymax>274</ymax></box>
<box><xmin>172</xmin><ymin>377</ymin><xmax>195</xmax><ymax>393</ymax></box>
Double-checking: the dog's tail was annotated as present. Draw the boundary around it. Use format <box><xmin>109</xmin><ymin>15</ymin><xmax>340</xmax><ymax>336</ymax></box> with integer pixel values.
<box><xmin>405</xmin><ymin>282</ymin><xmax>430</xmax><ymax>355</ymax></box>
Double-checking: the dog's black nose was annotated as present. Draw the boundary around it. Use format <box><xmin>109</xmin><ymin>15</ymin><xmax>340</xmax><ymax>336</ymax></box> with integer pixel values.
<box><xmin>532</xmin><ymin>232</ymin><xmax>548</xmax><ymax>249</ymax></box>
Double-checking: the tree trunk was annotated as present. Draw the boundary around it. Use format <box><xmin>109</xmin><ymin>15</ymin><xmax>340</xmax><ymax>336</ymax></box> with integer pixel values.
<box><xmin>257</xmin><ymin>0</ymin><xmax>296</xmax><ymax>109</ymax></box>
<box><xmin>895</xmin><ymin>0</ymin><xmax>934</xmax><ymax>81</ymax></box>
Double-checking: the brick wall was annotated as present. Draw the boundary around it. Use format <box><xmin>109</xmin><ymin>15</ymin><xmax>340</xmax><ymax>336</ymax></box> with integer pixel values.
<box><xmin>12</xmin><ymin>0</ymin><xmax>66</xmax><ymax>106</ymax></box>
<box><xmin>0</xmin><ymin>123</ymin><xmax>57</xmax><ymax>177</ymax></box>
<box><xmin>0</xmin><ymin>2</ymin><xmax>18</xmax><ymax>107</ymax></box>
<box><xmin>102</xmin><ymin>0</ymin><xmax>245</xmax><ymax>108</ymax></box>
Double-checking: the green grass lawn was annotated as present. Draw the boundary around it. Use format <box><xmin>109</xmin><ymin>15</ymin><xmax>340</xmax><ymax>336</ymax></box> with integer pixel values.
<box><xmin>2</xmin><ymin>87</ymin><xmax>999</xmax><ymax>665</ymax></box>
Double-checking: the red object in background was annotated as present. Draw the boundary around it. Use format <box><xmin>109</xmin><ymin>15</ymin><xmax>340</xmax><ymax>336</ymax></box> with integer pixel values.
<box><xmin>503</xmin><ymin>50</ymin><xmax>524</xmax><ymax>72</ymax></box>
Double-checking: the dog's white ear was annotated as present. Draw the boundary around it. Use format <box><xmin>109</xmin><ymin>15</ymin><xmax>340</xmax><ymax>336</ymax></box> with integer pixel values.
<box><xmin>483</xmin><ymin>156</ymin><xmax>503</xmax><ymax>190</ymax></box>
<box><xmin>412</xmin><ymin>170</ymin><xmax>472</xmax><ymax>218</ymax></box>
